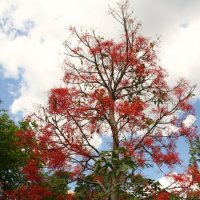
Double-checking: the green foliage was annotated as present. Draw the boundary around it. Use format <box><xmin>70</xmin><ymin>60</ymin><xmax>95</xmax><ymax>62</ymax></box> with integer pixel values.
<box><xmin>75</xmin><ymin>177</ymin><xmax>101</xmax><ymax>200</ymax></box>
<box><xmin>37</xmin><ymin>170</ymin><xmax>70</xmax><ymax>200</ymax></box>
<box><xmin>189</xmin><ymin>136</ymin><xmax>200</xmax><ymax>165</ymax></box>
<box><xmin>45</xmin><ymin>171</ymin><xmax>69</xmax><ymax>196</ymax></box>
<box><xmin>74</xmin><ymin>149</ymin><xmax>164</xmax><ymax>199</ymax></box>
<box><xmin>0</xmin><ymin>109</ymin><xmax>27</xmax><ymax>190</ymax></box>
<box><xmin>169</xmin><ymin>196</ymin><xmax>182</xmax><ymax>200</ymax></box>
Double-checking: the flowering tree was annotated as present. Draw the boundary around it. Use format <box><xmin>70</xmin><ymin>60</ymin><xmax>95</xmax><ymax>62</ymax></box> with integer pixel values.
<box><xmin>15</xmin><ymin>1</ymin><xmax>197</xmax><ymax>199</ymax></box>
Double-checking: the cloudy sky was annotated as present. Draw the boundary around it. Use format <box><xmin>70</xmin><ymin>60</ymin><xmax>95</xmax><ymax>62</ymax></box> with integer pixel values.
<box><xmin>1</xmin><ymin>0</ymin><xmax>200</xmax><ymax>178</ymax></box>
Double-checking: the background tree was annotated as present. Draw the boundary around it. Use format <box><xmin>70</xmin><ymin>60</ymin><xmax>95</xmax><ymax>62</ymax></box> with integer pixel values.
<box><xmin>183</xmin><ymin>136</ymin><xmax>200</xmax><ymax>199</ymax></box>
<box><xmin>189</xmin><ymin>136</ymin><xmax>200</xmax><ymax>166</ymax></box>
<box><xmin>6</xmin><ymin>120</ymin><xmax>70</xmax><ymax>200</ymax></box>
<box><xmin>0</xmin><ymin>102</ymin><xmax>27</xmax><ymax>196</ymax></box>
<box><xmin>15</xmin><ymin>1</ymin><xmax>196</xmax><ymax>199</ymax></box>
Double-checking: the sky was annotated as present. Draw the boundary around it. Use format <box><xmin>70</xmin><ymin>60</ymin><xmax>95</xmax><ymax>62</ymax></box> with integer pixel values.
<box><xmin>1</xmin><ymin>0</ymin><xmax>200</xmax><ymax>179</ymax></box>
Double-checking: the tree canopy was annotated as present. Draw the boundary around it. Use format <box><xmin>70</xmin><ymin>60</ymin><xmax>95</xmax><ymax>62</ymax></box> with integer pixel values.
<box><xmin>189</xmin><ymin>136</ymin><xmax>200</xmax><ymax>165</ymax></box>
<box><xmin>7</xmin><ymin>1</ymin><xmax>199</xmax><ymax>199</ymax></box>
<box><xmin>0</xmin><ymin>104</ymin><xmax>27</xmax><ymax>194</ymax></box>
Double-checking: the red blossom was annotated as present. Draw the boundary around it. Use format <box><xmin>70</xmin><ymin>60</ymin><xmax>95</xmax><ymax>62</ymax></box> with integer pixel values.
<box><xmin>143</xmin><ymin>137</ymin><xmax>154</xmax><ymax>147</ymax></box>
<box><xmin>156</xmin><ymin>191</ymin><xmax>170</xmax><ymax>200</ymax></box>
<box><xmin>22</xmin><ymin>161</ymin><xmax>41</xmax><ymax>183</ymax></box>
<box><xmin>124</xmin><ymin>141</ymin><xmax>135</xmax><ymax>157</ymax></box>
<box><xmin>48</xmin><ymin>87</ymin><xmax>71</xmax><ymax>114</ymax></box>
<box><xmin>135</xmin><ymin>64</ymin><xmax>145</xmax><ymax>76</ymax></box>
<box><xmin>7</xmin><ymin>185</ymin><xmax>52</xmax><ymax>200</ymax></box>
<box><xmin>117</xmin><ymin>98</ymin><xmax>144</xmax><ymax>118</ymax></box>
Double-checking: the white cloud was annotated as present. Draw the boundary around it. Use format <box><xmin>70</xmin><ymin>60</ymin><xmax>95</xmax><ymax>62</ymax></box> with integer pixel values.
<box><xmin>89</xmin><ymin>134</ymin><xmax>103</xmax><ymax>149</ymax></box>
<box><xmin>183</xmin><ymin>115</ymin><xmax>196</xmax><ymax>128</ymax></box>
<box><xmin>0</xmin><ymin>0</ymin><xmax>119</xmax><ymax>115</ymax></box>
<box><xmin>163</xmin><ymin>124</ymin><xmax>179</xmax><ymax>136</ymax></box>
<box><xmin>0</xmin><ymin>0</ymin><xmax>200</xmax><ymax>116</ymax></box>
<box><xmin>158</xmin><ymin>173</ymin><xmax>179</xmax><ymax>190</ymax></box>
<box><xmin>133</xmin><ymin>0</ymin><xmax>200</xmax><ymax>96</ymax></box>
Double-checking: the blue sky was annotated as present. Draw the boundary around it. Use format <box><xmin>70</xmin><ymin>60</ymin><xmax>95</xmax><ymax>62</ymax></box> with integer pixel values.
<box><xmin>0</xmin><ymin>67</ymin><xmax>21</xmax><ymax>112</ymax></box>
<box><xmin>1</xmin><ymin>0</ymin><xmax>200</xmax><ymax>181</ymax></box>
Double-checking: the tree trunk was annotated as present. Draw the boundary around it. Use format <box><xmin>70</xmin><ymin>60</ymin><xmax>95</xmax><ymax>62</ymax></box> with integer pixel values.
<box><xmin>108</xmin><ymin>97</ymin><xmax>120</xmax><ymax>200</ymax></box>
<box><xmin>110</xmin><ymin>193</ymin><xmax>118</xmax><ymax>200</ymax></box>
<box><xmin>109</xmin><ymin>109</ymin><xmax>119</xmax><ymax>149</ymax></box>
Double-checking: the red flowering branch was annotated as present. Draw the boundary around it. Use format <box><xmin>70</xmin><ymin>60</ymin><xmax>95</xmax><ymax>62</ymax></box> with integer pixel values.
<box><xmin>12</xmin><ymin>1</ymin><xmax>197</xmax><ymax>199</ymax></box>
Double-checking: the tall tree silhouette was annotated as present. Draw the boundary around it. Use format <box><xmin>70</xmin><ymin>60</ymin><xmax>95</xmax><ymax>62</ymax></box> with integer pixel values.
<box><xmin>15</xmin><ymin>1</ymin><xmax>196</xmax><ymax>199</ymax></box>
